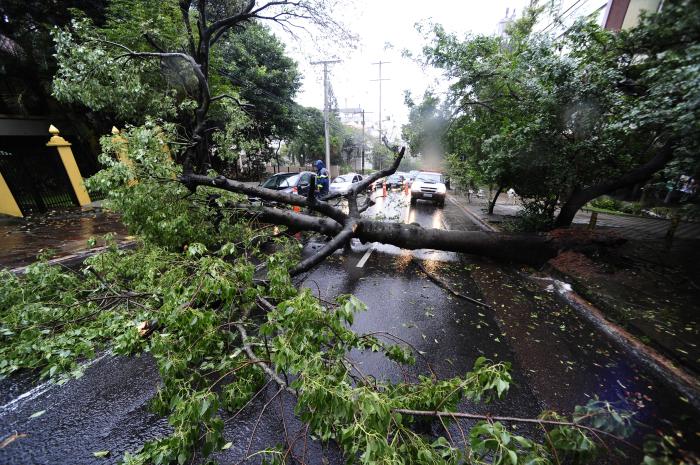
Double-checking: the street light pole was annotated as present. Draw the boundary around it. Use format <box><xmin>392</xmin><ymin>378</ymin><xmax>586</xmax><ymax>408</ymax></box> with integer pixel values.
<box><xmin>311</xmin><ymin>59</ymin><xmax>341</xmax><ymax>171</ymax></box>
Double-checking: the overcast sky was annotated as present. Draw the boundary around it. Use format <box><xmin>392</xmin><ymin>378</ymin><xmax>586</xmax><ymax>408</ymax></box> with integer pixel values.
<box><xmin>274</xmin><ymin>0</ymin><xmax>531</xmax><ymax>140</ymax></box>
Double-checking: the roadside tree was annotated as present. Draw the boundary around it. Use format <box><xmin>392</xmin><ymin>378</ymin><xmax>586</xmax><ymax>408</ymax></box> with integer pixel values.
<box><xmin>416</xmin><ymin>2</ymin><xmax>700</xmax><ymax>228</ymax></box>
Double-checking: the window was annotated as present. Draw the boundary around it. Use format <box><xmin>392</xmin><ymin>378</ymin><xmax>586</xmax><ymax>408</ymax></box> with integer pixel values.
<box><xmin>300</xmin><ymin>173</ymin><xmax>312</xmax><ymax>185</ymax></box>
<box><xmin>261</xmin><ymin>173</ymin><xmax>296</xmax><ymax>188</ymax></box>
<box><xmin>279</xmin><ymin>174</ymin><xmax>301</xmax><ymax>187</ymax></box>
<box><xmin>416</xmin><ymin>173</ymin><xmax>443</xmax><ymax>183</ymax></box>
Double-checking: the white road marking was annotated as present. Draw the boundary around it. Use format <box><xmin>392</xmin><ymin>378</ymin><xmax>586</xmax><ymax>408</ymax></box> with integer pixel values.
<box><xmin>0</xmin><ymin>351</ymin><xmax>112</xmax><ymax>414</ymax></box>
<box><xmin>356</xmin><ymin>245</ymin><xmax>375</xmax><ymax>268</ymax></box>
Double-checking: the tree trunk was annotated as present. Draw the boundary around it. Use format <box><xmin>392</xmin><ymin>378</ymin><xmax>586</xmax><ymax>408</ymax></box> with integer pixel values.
<box><xmin>555</xmin><ymin>192</ymin><xmax>589</xmax><ymax>228</ymax></box>
<box><xmin>488</xmin><ymin>185</ymin><xmax>503</xmax><ymax>214</ymax></box>
<box><xmin>554</xmin><ymin>140</ymin><xmax>674</xmax><ymax>228</ymax></box>
<box><xmin>182</xmin><ymin>139</ymin><xmax>629</xmax><ymax>275</ymax></box>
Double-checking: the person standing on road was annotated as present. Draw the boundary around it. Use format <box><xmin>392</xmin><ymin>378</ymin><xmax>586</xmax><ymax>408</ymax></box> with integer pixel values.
<box><xmin>314</xmin><ymin>159</ymin><xmax>330</xmax><ymax>197</ymax></box>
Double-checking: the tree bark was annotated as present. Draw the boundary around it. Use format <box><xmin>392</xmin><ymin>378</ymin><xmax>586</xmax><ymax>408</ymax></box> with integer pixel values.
<box><xmin>488</xmin><ymin>185</ymin><xmax>503</xmax><ymax>215</ymax></box>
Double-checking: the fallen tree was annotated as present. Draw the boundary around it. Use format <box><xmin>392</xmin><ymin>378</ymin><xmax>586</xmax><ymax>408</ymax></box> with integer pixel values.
<box><xmin>31</xmin><ymin>2</ymin><xmax>693</xmax><ymax>463</ymax></box>
<box><xmin>181</xmin><ymin>146</ymin><xmax>625</xmax><ymax>272</ymax></box>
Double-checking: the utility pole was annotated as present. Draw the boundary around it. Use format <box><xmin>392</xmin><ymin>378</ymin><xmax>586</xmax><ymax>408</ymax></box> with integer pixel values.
<box><xmin>311</xmin><ymin>59</ymin><xmax>341</xmax><ymax>171</ymax></box>
<box><xmin>361</xmin><ymin>109</ymin><xmax>365</xmax><ymax>175</ymax></box>
<box><xmin>335</xmin><ymin>107</ymin><xmax>371</xmax><ymax>175</ymax></box>
<box><xmin>371</xmin><ymin>60</ymin><xmax>390</xmax><ymax>169</ymax></box>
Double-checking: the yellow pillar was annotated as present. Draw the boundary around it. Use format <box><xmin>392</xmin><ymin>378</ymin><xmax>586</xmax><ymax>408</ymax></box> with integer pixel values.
<box><xmin>0</xmin><ymin>171</ymin><xmax>23</xmax><ymax>217</ymax></box>
<box><xmin>46</xmin><ymin>125</ymin><xmax>92</xmax><ymax>207</ymax></box>
<box><xmin>112</xmin><ymin>126</ymin><xmax>138</xmax><ymax>185</ymax></box>
<box><xmin>111</xmin><ymin>127</ymin><xmax>131</xmax><ymax>165</ymax></box>
<box><xmin>154</xmin><ymin>126</ymin><xmax>174</xmax><ymax>162</ymax></box>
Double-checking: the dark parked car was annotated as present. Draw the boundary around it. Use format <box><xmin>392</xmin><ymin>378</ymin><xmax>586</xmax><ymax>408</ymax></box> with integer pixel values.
<box><xmin>259</xmin><ymin>171</ymin><xmax>315</xmax><ymax>195</ymax></box>
<box><xmin>385</xmin><ymin>174</ymin><xmax>405</xmax><ymax>189</ymax></box>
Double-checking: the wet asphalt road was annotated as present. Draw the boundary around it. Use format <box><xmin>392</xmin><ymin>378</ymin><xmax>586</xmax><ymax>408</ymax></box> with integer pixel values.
<box><xmin>1</xmin><ymin>190</ymin><xmax>698</xmax><ymax>464</ymax></box>
<box><xmin>0</xmin><ymin>210</ymin><xmax>130</xmax><ymax>269</ymax></box>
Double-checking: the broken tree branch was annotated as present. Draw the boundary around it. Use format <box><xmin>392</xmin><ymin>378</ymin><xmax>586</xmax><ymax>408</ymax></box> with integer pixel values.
<box><xmin>235</xmin><ymin>321</ymin><xmax>296</xmax><ymax>395</ymax></box>
<box><xmin>413</xmin><ymin>259</ymin><xmax>492</xmax><ymax>309</ymax></box>
<box><xmin>289</xmin><ymin>222</ymin><xmax>356</xmax><ymax>276</ymax></box>
<box><xmin>180</xmin><ymin>173</ymin><xmax>348</xmax><ymax>224</ymax></box>
<box><xmin>392</xmin><ymin>408</ymin><xmax>636</xmax><ymax>447</ymax></box>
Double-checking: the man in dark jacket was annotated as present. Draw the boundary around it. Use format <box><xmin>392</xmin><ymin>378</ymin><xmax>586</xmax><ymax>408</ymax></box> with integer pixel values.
<box><xmin>314</xmin><ymin>159</ymin><xmax>330</xmax><ymax>197</ymax></box>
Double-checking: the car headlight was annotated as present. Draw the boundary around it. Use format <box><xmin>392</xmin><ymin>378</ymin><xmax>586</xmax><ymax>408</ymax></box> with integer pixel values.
<box><xmin>437</xmin><ymin>184</ymin><xmax>446</xmax><ymax>193</ymax></box>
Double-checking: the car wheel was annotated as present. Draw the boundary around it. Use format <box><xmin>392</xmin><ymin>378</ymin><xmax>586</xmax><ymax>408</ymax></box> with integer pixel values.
<box><xmin>437</xmin><ymin>200</ymin><xmax>445</xmax><ymax>208</ymax></box>
<box><xmin>410</xmin><ymin>197</ymin><xmax>417</xmax><ymax>206</ymax></box>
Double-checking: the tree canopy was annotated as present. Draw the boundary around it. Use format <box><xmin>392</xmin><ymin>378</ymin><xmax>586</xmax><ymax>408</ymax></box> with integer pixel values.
<box><xmin>409</xmin><ymin>1</ymin><xmax>700</xmax><ymax>228</ymax></box>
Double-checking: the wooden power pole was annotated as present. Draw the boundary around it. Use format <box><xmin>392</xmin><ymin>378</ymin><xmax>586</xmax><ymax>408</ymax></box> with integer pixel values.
<box><xmin>311</xmin><ymin>59</ymin><xmax>341</xmax><ymax>171</ymax></box>
<box><xmin>371</xmin><ymin>60</ymin><xmax>390</xmax><ymax>169</ymax></box>
<box><xmin>335</xmin><ymin>107</ymin><xmax>371</xmax><ymax>175</ymax></box>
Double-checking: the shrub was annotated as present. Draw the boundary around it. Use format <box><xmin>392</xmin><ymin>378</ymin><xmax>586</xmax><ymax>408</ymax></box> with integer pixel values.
<box><xmin>590</xmin><ymin>197</ymin><xmax>620</xmax><ymax>211</ymax></box>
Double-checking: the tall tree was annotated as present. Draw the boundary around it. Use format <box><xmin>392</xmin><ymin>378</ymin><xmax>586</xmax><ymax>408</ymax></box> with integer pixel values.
<box><xmin>52</xmin><ymin>0</ymin><xmax>351</xmax><ymax>173</ymax></box>
<box><xmin>217</xmin><ymin>22</ymin><xmax>301</xmax><ymax>146</ymax></box>
<box><xmin>415</xmin><ymin>1</ymin><xmax>700</xmax><ymax>228</ymax></box>
<box><xmin>0</xmin><ymin>0</ymin><xmax>107</xmax><ymax>115</ymax></box>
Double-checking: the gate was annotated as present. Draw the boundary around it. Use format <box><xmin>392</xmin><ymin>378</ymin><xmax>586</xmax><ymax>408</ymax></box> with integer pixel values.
<box><xmin>0</xmin><ymin>149</ymin><xmax>78</xmax><ymax>215</ymax></box>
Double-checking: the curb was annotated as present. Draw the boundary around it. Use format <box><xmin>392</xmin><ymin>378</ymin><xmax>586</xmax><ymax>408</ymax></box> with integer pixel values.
<box><xmin>536</xmin><ymin>275</ymin><xmax>700</xmax><ymax>411</ymax></box>
<box><xmin>448</xmin><ymin>193</ymin><xmax>700</xmax><ymax>410</ymax></box>
<box><xmin>447</xmin><ymin>195</ymin><xmax>498</xmax><ymax>232</ymax></box>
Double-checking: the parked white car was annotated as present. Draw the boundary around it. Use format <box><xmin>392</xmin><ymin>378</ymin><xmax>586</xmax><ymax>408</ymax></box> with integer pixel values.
<box><xmin>329</xmin><ymin>173</ymin><xmax>364</xmax><ymax>195</ymax></box>
<box><xmin>410</xmin><ymin>171</ymin><xmax>447</xmax><ymax>207</ymax></box>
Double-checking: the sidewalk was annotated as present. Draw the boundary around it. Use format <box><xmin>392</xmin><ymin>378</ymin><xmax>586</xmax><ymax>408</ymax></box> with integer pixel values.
<box><xmin>448</xmin><ymin>191</ymin><xmax>700</xmax><ymax>377</ymax></box>
<box><xmin>448</xmin><ymin>192</ymin><xmax>700</xmax><ymax>240</ymax></box>
<box><xmin>0</xmin><ymin>208</ymin><xmax>132</xmax><ymax>270</ymax></box>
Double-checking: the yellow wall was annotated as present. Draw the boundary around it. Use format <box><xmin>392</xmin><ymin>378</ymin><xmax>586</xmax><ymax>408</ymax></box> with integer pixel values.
<box><xmin>0</xmin><ymin>172</ymin><xmax>23</xmax><ymax>217</ymax></box>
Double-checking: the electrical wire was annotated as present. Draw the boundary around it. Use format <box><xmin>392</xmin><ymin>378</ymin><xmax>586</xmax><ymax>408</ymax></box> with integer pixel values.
<box><xmin>539</xmin><ymin>0</ymin><xmax>590</xmax><ymax>34</ymax></box>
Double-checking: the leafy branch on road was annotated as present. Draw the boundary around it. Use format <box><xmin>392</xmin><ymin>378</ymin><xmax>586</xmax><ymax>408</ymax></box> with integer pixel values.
<box><xmin>1</xmin><ymin>247</ymin><xmax>651</xmax><ymax>465</ymax></box>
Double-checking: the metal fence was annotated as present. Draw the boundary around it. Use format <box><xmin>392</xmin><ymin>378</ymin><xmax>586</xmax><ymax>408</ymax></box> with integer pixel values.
<box><xmin>0</xmin><ymin>149</ymin><xmax>78</xmax><ymax>215</ymax></box>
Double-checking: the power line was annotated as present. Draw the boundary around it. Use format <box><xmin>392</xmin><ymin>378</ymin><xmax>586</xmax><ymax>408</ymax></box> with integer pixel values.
<box><xmin>539</xmin><ymin>0</ymin><xmax>590</xmax><ymax>34</ymax></box>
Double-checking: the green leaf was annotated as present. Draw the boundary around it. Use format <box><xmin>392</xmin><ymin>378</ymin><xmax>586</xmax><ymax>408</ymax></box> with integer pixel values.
<box><xmin>29</xmin><ymin>410</ymin><xmax>46</xmax><ymax>419</ymax></box>
<box><xmin>200</xmin><ymin>398</ymin><xmax>211</xmax><ymax>417</ymax></box>
<box><xmin>93</xmin><ymin>450</ymin><xmax>110</xmax><ymax>458</ymax></box>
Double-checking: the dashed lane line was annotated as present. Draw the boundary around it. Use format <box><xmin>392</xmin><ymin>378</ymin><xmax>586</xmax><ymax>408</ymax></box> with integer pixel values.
<box><xmin>356</xmin><ymin>244</ymin><xmax>375</xmax><ymax>268</ymax></box>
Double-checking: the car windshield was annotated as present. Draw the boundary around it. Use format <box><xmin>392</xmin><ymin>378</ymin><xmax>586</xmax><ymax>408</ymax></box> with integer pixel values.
<box><xmin>261</xmin><ymin>173</ymin><xmax>298</xmax><ymax>188</ymax></box>
<box><xmin>387</xmin><ymin>175</ymin><xmax>403</xmax><ymax>182</ymax></box>
<box><xmin>333</xmin><ymin>175</ymin><xmax>352</xmax><ymax>183</ymax></box>
<box><xmin>416</xmin><ymin>173</ymin><xmax>442</xmax><ymax>183</ymax></box>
